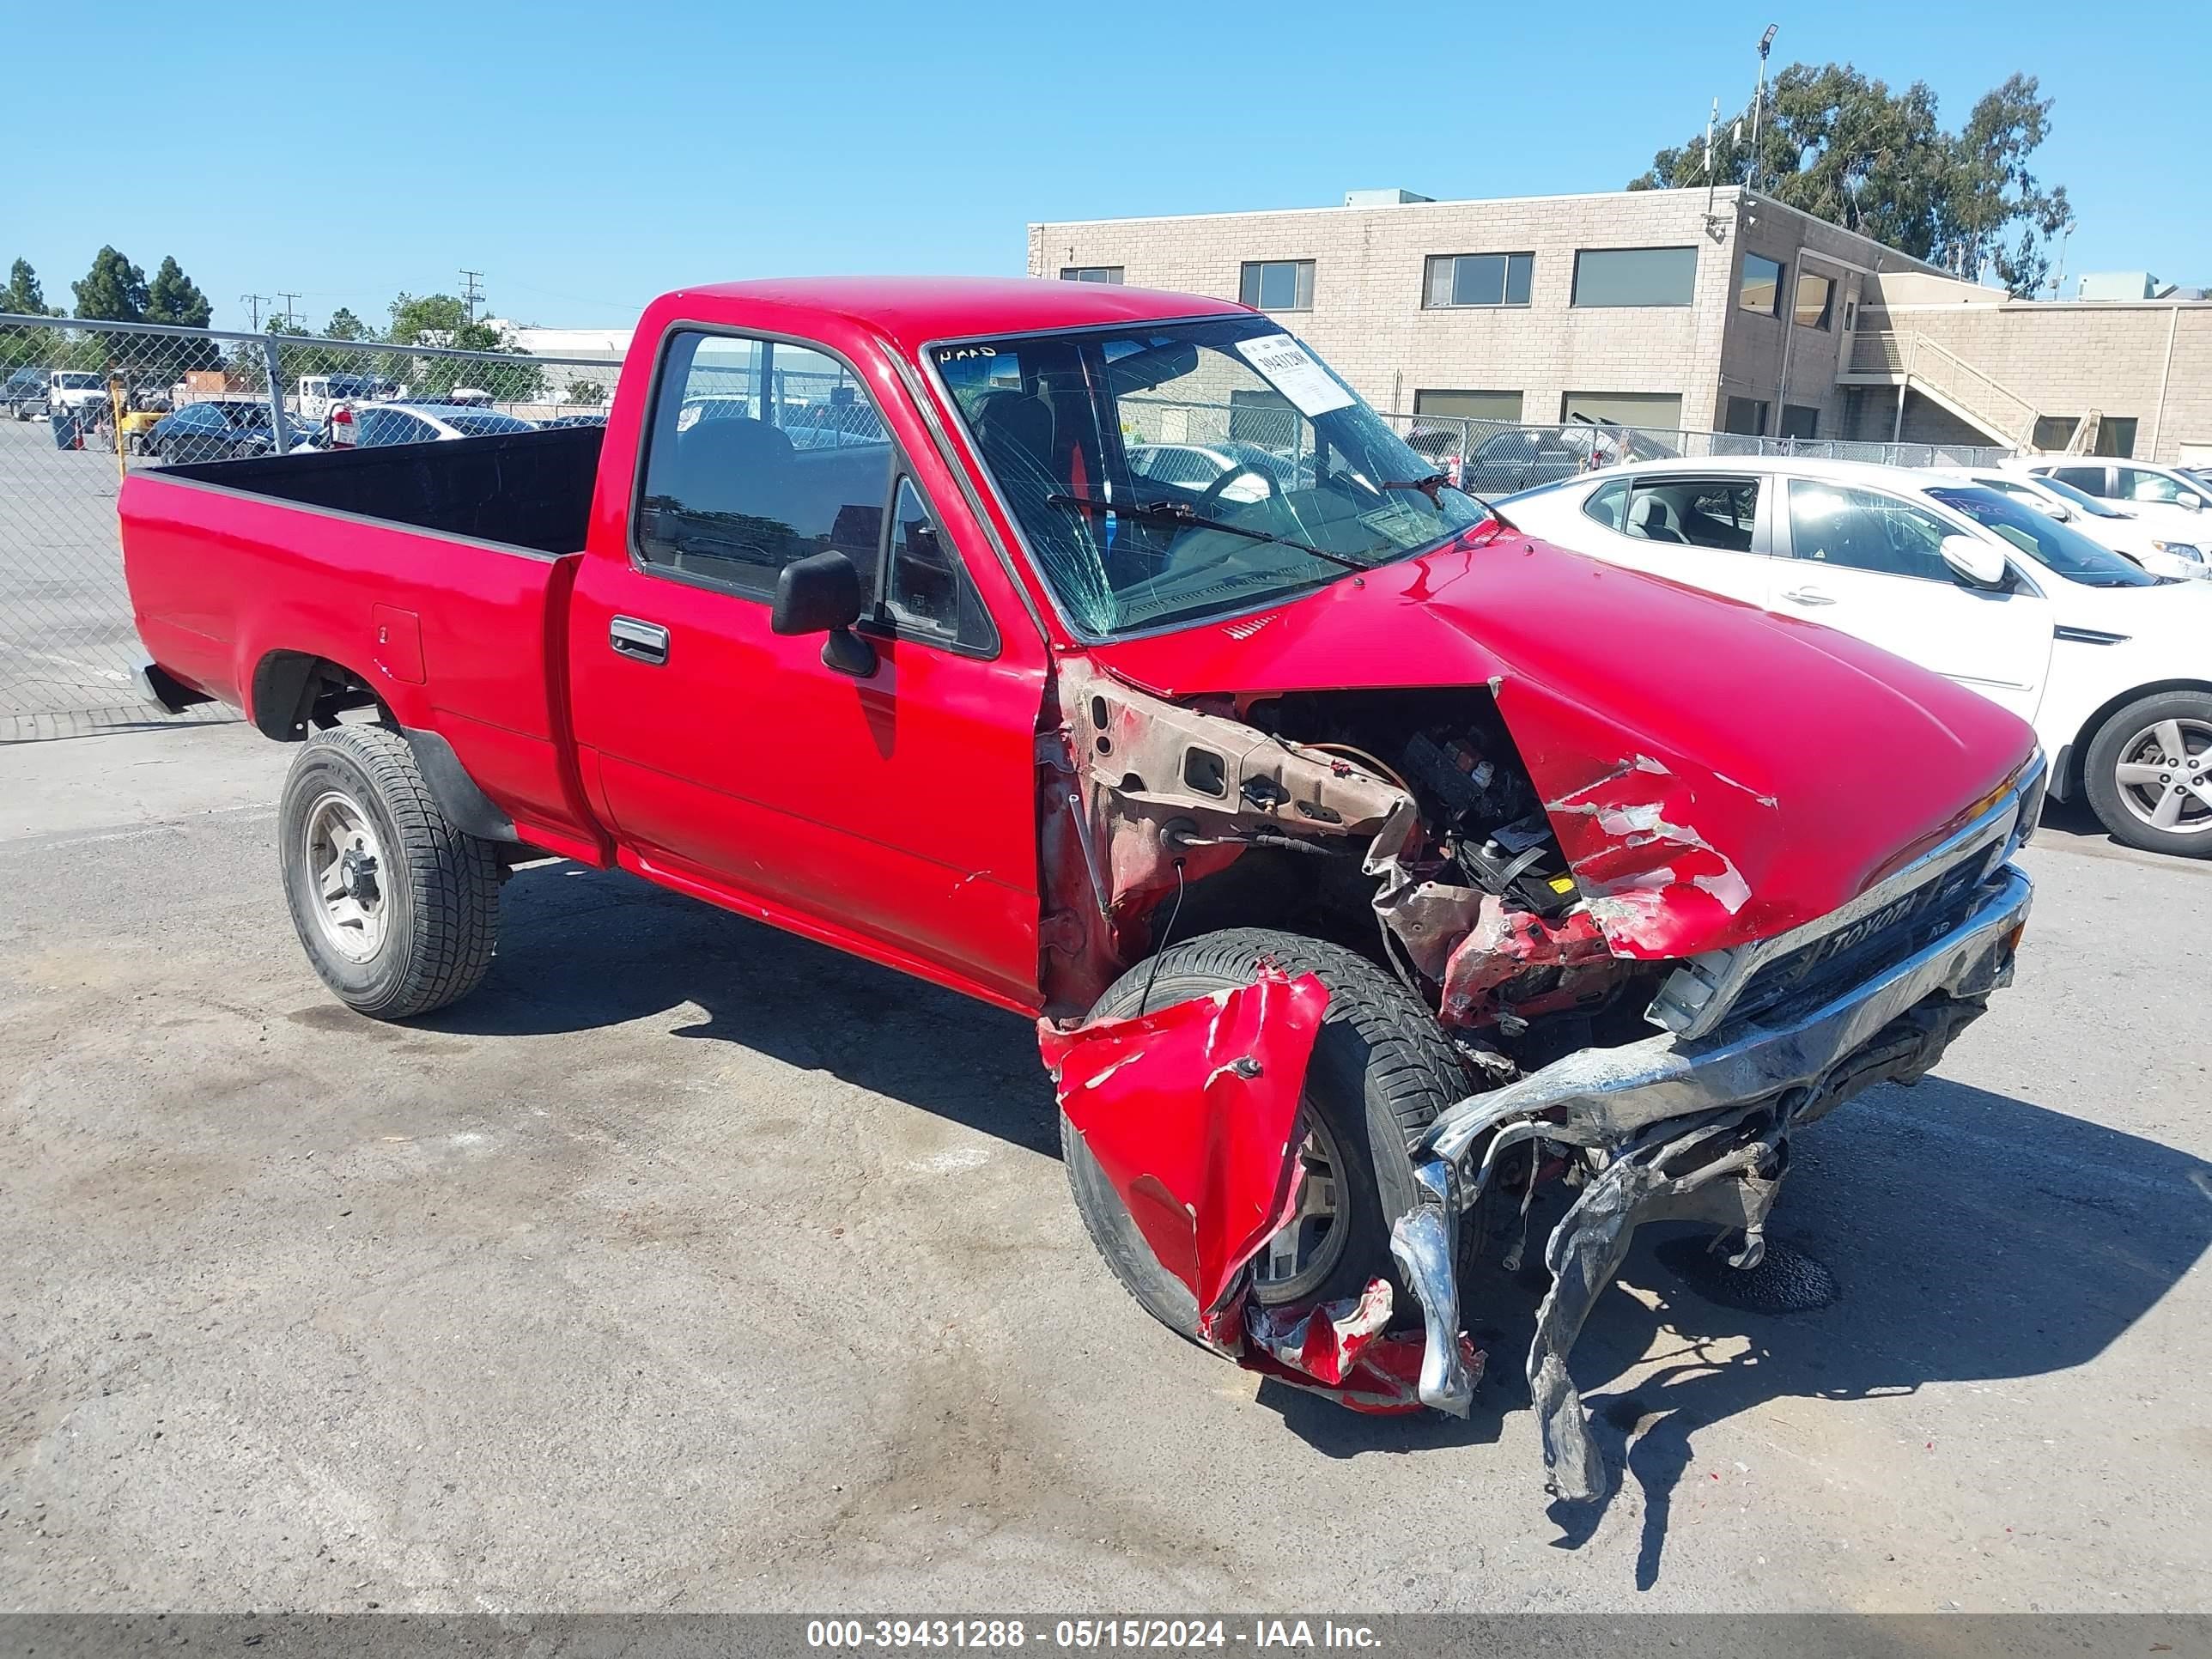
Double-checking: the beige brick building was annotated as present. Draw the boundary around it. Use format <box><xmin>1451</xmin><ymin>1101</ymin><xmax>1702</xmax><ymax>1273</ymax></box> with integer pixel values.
<box><xmin>1029</xmin><ymin>186</ymin><xmax>2212</xmax><ymax>464</ymax></box>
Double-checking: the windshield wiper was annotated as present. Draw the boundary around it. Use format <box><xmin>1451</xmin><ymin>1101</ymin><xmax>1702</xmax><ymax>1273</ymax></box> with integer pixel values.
<box><xmin>1044</xmin><ymin>490</ymin><xmax>1375</xmax><ymax>571</ymax></box>
<box><xmin>1378</xmin><ymin>470</ymin><xmax>1516</xmax><ymax>529</ymax></box>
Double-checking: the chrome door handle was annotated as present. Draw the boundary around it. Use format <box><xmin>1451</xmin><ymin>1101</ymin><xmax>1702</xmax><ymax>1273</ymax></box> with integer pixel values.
<box><xmin>1781</xmin><ymin>587</ymin><xmax>1835</xmax><ymax>606</ymax></box>
<box><xmin>609</xmin><ymin>616</ymin><xmax>670</xmax><ymax>664</ymax></box>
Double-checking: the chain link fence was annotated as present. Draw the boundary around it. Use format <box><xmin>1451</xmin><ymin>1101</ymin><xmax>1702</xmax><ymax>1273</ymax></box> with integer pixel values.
<box><xmin>0</xmin><ymin>311</ymin><xmax>622</xmax><ymax>740</ymax></box>
<box><xmin>1</xmin><ymin>308</ymin><xmax>2023</xmax><ymax>743</ymax></box>
<box><xmin>1376</xmin><ymin>412</ymin><xmax>2015</xmax><ymax>501</ymax></box>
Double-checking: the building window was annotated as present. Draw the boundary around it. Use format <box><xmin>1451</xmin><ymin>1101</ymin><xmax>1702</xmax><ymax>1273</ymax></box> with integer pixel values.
<box><xmin>1739</xmin><ymin>254</ymin><xmax>1784</xmax><ymax>316</ymax></box>
<box><xmin>1723</xmin><ymin>396</ymin><xmax>1769</xmax><ymax>435</ymax></box>
<box><xmin>2033</xmin><ymin>416</ymin><xmax>2139</xmax><ymax>458</ymax></box>
<box><xmin>1779</xmin><ymin>404</ymin><xmax>1820</xmax><ymax>439</ymax></box>
<box><xmin>1571</xmin><ymin>246</ymin><xmax>1698</xmax><ymax>308</ymax></box>
<box><xmin>1795</xmin><ymin>271</ymin><xmax>1835</xmax><ymax>330</ymax></box>
<box><xmin>1239</xmin><ymin>260</ymin><xmax>1315</xmax><ymax>312</ymax></box>
<box><xmin>1561</xmin><ymin>391</ymin><xmax>1684</xmax><ymax>431</ymax></box>
<box><xmin>1413</xmin><ymin>389</ymin><xmax>1524</xmax><ymax>423</ymax></box>
<box><xmin>1060</xmin><ymin>266</ymin><xmax>1123</xmax><ymax>284</ymax></box>
<box><xmin>1422</xmin><ymin>252</ymin><xmax>1534</xmax><ymax>309</ymax></box>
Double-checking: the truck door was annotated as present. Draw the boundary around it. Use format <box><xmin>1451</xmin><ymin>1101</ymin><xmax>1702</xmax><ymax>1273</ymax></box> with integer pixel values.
<box><xmin>565</xmin><ymin>326</ymin><xmax>1048</xmax><ymax>1010</ymax></box>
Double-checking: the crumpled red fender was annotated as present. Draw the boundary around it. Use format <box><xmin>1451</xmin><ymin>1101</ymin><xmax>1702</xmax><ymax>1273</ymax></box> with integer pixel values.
<box><xmin>1039</xmin><ymin>966</ymin><xmax>1480</xmax><ymax>1413</ymax></box>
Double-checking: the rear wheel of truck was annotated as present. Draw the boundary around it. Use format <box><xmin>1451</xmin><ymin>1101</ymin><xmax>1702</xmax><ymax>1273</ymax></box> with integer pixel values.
<box><xmin>1060</xmin><ymin>927</ymin><xmax>1472</xmax><ymax>1341</ymax></box>
<box><xmin>278</xmin><ymin>724</ymin><xmax>501</xmax><ymax>1019</ymax></box>
<box><xmin>2082</xmin><ymin>690</ymin><xmax>2212</xmax><ymax>858</ymax></box>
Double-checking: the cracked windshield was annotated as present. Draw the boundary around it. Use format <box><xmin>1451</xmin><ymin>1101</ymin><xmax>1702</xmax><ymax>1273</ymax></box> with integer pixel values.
<box><xmin>933</xmin><ymin>315</ymin><xmax>1490</xmax><ymax>636</ymax></box>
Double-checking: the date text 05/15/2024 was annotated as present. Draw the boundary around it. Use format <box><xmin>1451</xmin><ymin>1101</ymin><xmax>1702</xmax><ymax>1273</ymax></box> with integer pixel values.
<box><xmin>805</xmin><ymin>1620</ymin><xmax>1384</xmax><ymax>1650</ymax></box>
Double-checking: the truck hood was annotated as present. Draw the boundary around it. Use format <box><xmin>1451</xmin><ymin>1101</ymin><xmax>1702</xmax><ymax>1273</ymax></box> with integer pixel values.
<box><xmin>1089</xmin><ymin>533</ymin><xmax>2037</xmax><ymax>958</ymax></box>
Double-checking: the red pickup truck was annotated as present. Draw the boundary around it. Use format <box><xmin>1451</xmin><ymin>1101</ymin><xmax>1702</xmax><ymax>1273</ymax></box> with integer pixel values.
<box><xmin>123</xmin><ymin>277</ymin><xmax>2041</xmax><ymax>1500</ymax></box>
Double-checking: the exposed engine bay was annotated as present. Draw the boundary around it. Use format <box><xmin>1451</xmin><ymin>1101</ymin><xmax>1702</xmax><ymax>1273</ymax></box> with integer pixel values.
<box><xmin>1040</xmin><ymin>660</ymin><xmax>1656</xmax><ymax>1072</ymax></box>
<box><xmin>1038</xmin><ymin>657</ymin><xmax>2037</xmax><ymax>1503</ymax></box>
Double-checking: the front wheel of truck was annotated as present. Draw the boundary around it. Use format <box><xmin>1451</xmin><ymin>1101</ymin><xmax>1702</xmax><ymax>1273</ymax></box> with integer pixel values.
<box><xmin>1060</xmin><ymin>928</ymin><xmax>1473</xmax><ymax>1342</ymax></box>
<box><xmin>278</xmin><ymin>724</ymin><xmax>501</xmax><ymax>1019</ymax></box>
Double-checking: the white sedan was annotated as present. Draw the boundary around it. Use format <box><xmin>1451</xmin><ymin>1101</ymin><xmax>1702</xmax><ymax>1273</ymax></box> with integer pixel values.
<box><xmin>1943</xmin><ymin>467</ymin><xmax>2209</xmax><ymax>582</ymax></box>
<box><xmin>2006</xmin><ymin>456</ymin><xmax>2212</xmax><ymax>554</ymax></box>
<box><xmin>1500</xmin><ymin>454</ymin><xmax>2212</xmax><ymax>857</ymax></box>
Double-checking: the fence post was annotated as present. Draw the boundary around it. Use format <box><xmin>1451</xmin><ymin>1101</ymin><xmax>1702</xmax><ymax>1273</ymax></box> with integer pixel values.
<box><xmin>261</xmin><ymin>336</ymin><xmax>289</xmax><ymax>454</ymax></box>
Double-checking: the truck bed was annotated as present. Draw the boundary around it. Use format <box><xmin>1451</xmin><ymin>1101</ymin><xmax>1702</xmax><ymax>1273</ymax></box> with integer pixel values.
<box><xmin>121</xmin><ymin>427</ymin><xmax>611</xmax><ymax>861</ymax></box>
<box><xmin>161</xmin><ymin>424</ymin><xmax>605</xmax><ymax>556</ymax></box>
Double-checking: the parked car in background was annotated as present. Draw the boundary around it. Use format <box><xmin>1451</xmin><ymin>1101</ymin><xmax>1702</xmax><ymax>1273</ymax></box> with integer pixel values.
<box><xmin>2008</xmin><ymin>456</ymin><xmax>2212</xmax><ymax>551</ymax></box>
<box><xmin>298</xmin><ymin>374</ymin><xmax>402</xmax><ymax>422</ymax></box>
<box><xmin>1449</xmin><ymin>420</ymin><xmax>1674</xmax><ymax>501</ymax></box>
<box><xmin>326</xmin><ymin>402</ymin><xmax>538</xmax><ymax>447</ymax></box>
<box><xmin>46</xmin><ymin>370</ymin><xmax>108</xmax><ymax>420</ymax></box>
<box><xmin>539</xmin><ymin>412</ymin><xmax>611</xmax><ymax>429</ymax></box>
<box><xmin>3</xmin><ymin>367</ymin><xmax>50</xmax><ymax>419</ymax></box>
<box><xmin>1503</xmin><ymin>454</ymin><xmax>2212</xmax><ymax>856</ymax></box>
<box><xmin>142</xmin><ymin>398</ymin><xmax>317</xmax><ymax>462</ymax></box>
<box><xmin>1944</xmin><ymin>466</ymin><xmax>2209</xmax><ymax>581</ymax></box>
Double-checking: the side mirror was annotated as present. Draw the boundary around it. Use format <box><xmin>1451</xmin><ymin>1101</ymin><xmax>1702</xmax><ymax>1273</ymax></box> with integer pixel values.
<box><xmin>2028</xmin><ymin>498</ymin><xmax>2069</xmax><ymax>520</ymax></box>
<box><xmin>1940</xmin><ymin>533</ymin><xmax>2009</xmax><ymax>591</ymax></box>
<box><xmin>771</xmin><ymin>550</ymin><xmax>877</xmax><ymax>676</ymax></box>
<box><xmin>2179</xmin><ymin>494</ymin><xmax>2204</xmax><ymax>513</ymax></box>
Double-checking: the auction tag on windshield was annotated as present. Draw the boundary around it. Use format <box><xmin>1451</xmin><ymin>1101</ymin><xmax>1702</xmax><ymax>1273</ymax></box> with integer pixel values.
<box><xmin>1233</xmin><ymin>334</ymin><xmax>1355</xmax><ymax>418</ymax></box>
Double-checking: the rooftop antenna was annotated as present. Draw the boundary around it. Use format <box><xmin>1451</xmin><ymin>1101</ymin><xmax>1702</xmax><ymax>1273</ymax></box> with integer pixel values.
<box><xmin>1747</xmin><ymin>25</ymin><xmax>1778</xmax><ymax>197</ymax></box>
<box><xmin>1702</xmin><ymin>99</ymin><xmax>1730</xmax><ymax>240</ymax></box>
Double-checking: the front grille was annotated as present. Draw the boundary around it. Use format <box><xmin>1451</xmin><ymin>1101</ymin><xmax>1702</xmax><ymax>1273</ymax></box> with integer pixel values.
<box><xmin>1726</xmin><ymin>848</ymin><xmax>1998</xmax><ymax>1028</ymax></box>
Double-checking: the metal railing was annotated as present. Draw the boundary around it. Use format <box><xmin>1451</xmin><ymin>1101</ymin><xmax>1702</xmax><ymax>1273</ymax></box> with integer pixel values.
<box><xmin>0</xmin><ymin>312</ymin><xmax>623</xmax><ymax>741</ymax></box>
<box><xmin>1846</xmin><ymin>331</ymin><xmax>2042</xmax><ymax>448</ymax></box>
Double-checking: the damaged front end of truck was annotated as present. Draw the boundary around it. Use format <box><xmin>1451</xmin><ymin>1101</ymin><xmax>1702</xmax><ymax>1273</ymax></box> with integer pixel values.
<box><xmin>1036</xmin><ymin>653</ymin><xmax>2041</xmax><ymax>1501</ymax></box>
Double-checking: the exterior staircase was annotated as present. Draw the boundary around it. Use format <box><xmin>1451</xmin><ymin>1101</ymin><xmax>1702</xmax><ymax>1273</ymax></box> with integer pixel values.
<box><xmin>1841</xmin><ymin>331</ymin><xmax>2047</xmax><ymax>450</ymax></box>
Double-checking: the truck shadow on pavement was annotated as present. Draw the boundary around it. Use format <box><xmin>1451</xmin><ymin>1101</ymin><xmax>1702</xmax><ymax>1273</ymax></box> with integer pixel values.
<box><xmin>427</xmin><ymin>865</ymin><xmax>2212</xmax><ymax>1589</ymax></box>
<box><xmin>414</xmin><ymin>862</ymin><xmax>1060</xmax><ymax>1155</ymax></box>
<box><xmin>1272</xmin><ymin>1073</ymin><xmax>2212</xmax><ymax>1589</ymax></box>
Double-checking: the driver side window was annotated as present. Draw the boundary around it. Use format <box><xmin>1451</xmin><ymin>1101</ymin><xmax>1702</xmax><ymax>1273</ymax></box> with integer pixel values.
<box><xmin>1786</xmin><ymin>480</ymin><xmax>1951</xmax><ymax>581</ymax></box>
<box><xmin>2118</xmin><ymin>467</ymin><xmax>2198</xmax><ymax>506</ymax></box>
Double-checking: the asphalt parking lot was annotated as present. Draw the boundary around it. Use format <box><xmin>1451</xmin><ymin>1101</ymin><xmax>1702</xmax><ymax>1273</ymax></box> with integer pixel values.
<box><xmin>3</xmin><ymin>720</ymin><xmax>2209</xmax><ymax>1613</ymax></box>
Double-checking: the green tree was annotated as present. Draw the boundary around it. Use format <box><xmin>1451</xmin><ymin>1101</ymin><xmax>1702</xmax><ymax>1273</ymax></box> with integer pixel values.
<box><xmin>72</xmin><ymin>246</ymin><xmax>149</xmax><ymax>322</ymax></box>
<box><xmin>143</xmin><ymin>256</ymin><xmax>213</xmax><ymax>328</ymax></box>
<box><xmin>386</xmin><ymin>289</ymin><xmax>539</xmax><ymax>401</ymax></box>
<box><xmin>1629</xmin><ymin>64</ymin><xmax>2074</xmax><ymax>297</ymax></box>
<box><xmin>564</xmin><ymin>377</ymin><xmax>608</xmax><ymax>405</ymax></box>
<box><xmin>3</xmin><ymin>258</ymin><xmax>62</xmax><ymax>316</ymax></box>
<box><xmin>322</xmin><ymin>307</ymin><xmax>375</xmax><ymax>341</ymax></box>
<box><xmin>143</xmin><ymin>255</ymin><xmax>221</xmax><ymax>373</ymax></box>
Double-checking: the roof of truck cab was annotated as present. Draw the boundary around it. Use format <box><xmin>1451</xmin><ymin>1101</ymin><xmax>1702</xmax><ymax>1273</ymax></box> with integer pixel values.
<box><xmin>652</xmin><ymin>276</ymin><xmax>1250</xmax><ymax>353</ymax></box>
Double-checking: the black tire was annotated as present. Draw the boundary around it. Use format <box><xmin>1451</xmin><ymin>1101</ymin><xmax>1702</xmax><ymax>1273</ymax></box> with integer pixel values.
<box><xmin>278</xmin><ymin>724</ymin><xmax>501</xmax><ymax>1018</ymax></box>
<box><xmin>2081</xmin><ymin>689</ymin><xmax>2212</xmax><ymax>858</ymax></box>
<box><xmin>1060</xmin><ymin>927</ymin><xmax>1471</xmax><ymax>1340</ymax></box>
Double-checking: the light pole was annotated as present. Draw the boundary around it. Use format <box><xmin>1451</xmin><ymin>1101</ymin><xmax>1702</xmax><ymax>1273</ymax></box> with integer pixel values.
<box><xmin>1748</xmin><ymin>24</ymin><xmax>1778</xmax><ymax>195</ymax></box>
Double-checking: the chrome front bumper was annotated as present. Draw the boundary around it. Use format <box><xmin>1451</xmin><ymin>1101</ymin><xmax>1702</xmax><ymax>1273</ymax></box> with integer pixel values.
<box><xmin>1388</xmin><ymin>862</ymin><xmax>2033</xmax><ymax>1498</ymax></box>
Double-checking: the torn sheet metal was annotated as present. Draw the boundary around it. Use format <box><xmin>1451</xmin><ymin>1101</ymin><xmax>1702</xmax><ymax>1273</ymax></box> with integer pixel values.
<box><xmin>1041</xmin><ymin>969</ymin><xmax>1480</xmax><ymax>1411</ymax></box>
<box><xmin>1228</xmin><ymin>1279</ymin><xmax>1483</xmax><ymax>1414</ymax></box>
<box><xmin>1040</xmin><ymin>968</ymin><xmax>1326</xmax><ymax>1322</ymax></box>
<box><xmin>1085</xmin><ymin>533</ymin><xmax>2038</xmax><ymax>961</ymax></box>
<box><xmin>1437</xmin><ymin>895</ymin><xmax>1619</xmax><ymax>1028</ymax></box>
<box><xmin>1528</xmin><ymin>1116</ymin><xmax>1785</xmax><ymax>1503</ymax></box>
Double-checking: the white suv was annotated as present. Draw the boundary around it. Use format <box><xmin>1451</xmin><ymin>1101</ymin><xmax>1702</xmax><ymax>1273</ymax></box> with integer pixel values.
<box><xmin>1500</xmin><ymin>455</ymin><xmax>2212</xmax><ymax>857</ymax></box>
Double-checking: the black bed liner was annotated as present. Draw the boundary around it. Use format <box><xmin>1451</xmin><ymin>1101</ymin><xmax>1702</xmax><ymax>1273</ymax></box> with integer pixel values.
<box><xmin>162</xmin><ymin>425</ymin><xmax>605</xmax><ymax>556</ymax></box>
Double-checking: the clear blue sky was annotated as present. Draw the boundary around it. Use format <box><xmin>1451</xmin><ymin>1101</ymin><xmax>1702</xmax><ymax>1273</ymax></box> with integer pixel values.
<box><xmin>8</xmin><ymin>1</ymin><xmax>2208</xmax><ymax>334</ymax></box>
